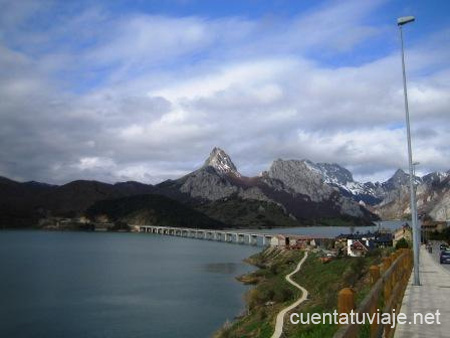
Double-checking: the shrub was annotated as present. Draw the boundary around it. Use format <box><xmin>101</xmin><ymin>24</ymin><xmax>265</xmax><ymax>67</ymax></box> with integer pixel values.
<box><xmin>273</xmin><ymin>287</ymin><xmax>293</xmax><ymax>303</ymax></box>
<box><xmin>343</xmin><ymin>258</ymin><xmax>365</xmax><ymax>287</ymax></box>
<box><xmin>395</xmin><ymin>238</ymin><xmax>409</xmax><ymax>249</ymax></box>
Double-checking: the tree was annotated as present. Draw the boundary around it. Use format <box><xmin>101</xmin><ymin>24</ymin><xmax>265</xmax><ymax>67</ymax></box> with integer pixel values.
<box><xmin>395</xmin><ymin>238</ymin><xmax>409</xmax><ymax>249</ymax></box>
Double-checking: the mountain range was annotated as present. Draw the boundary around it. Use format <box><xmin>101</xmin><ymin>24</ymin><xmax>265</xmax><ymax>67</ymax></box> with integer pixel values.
<box><xmin>1</xmin><ymin>147</ymin><xmax>449</xmax><ymax>229</ymax></box>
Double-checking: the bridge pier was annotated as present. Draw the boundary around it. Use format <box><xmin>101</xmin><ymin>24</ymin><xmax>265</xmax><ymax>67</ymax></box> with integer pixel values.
<box><xmin>137</xmin><ymin>225</ymin><xmax>269</xmax><ymax>247</ymax></box>
<box><xmin>218</xmin><ymin>232</ymin><xmax>224</xmax><ymax>241</ymax></box>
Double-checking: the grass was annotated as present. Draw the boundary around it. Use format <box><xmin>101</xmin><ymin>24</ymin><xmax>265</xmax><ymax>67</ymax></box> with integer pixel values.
<box><xmin>215</xmin><ymin>248</ymin><xmax>304</xmax><ymax>338</ymax></box>
<box><xmin>215</xmin><ymin>247</ymin><xmax>385</xmax><ymax>338</ymax></box>
<box><xmin>285</xmin><ymin>252</ymin><xmax>381</xmax><ymax>337</ymax></box>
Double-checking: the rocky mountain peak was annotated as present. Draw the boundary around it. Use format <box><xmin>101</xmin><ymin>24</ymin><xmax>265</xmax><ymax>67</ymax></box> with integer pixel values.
<box><xmin>422</xmin><ymin>171</ymin><xmax>450</xmax><ymax>185</ymax></box>
<box><xmin>383</xmin><ymin>168</ymin><xmax>421</xmax><ymax>191</ymax></box>
<box><xmin>385</xmin><ymin>169</ymin><xmax>408</xmax><ymax>188</ymax></box>
<box><xmin>267</xmin><ymin>159</ymin><xmax>331</xmax><ymax>202</ymax></box>
<box><xmin>316</xmin><ymin>163</ymin><xmax>354</xmax><ymax>185</ymax></box>
<box><xmin>393</xmin><ymin>168</ymin><xmax>408</xmax><ymax>178</ymax></box>
<box><xmin>203</xmin><ymin>147</ymin><xmax>241</xmax><ymax>177</ymax></box>
<box><xmin>393</xmin><ymin>169</ymin><xmax>409</xmax><ymax>181</ymax></box>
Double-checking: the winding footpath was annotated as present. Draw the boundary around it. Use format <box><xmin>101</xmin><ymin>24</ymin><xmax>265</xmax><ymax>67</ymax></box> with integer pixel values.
<box><xmin>271</xmin><ymin>251</ymin><xmax>309</xmax><ymax>338</ymax></box>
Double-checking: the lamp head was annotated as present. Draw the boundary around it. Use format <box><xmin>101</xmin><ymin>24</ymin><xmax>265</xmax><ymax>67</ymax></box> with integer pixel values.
<box><xmin>397</xmin><ymin>16</ymin><xmax>415</xmax><ymax>26</ymax></box>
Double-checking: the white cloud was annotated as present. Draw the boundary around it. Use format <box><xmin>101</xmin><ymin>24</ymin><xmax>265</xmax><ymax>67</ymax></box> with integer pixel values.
<box><xmin>84</xmin><ymin>15</ymin><xmax>213</xmax><ymax>68</ymax></box>
<box><xmin>0</xmin><ymin>0</ymin><xmax>449</xmax><ymax>185</ymax></box>
<box><xmin>74</xmin><ymin>157</ymin><xmax>116</xmax><ymax>170</ymax></box>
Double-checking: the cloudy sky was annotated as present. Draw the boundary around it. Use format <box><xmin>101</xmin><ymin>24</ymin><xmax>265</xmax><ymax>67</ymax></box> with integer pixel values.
<box><xmin>1</xmin><ymin>0</ymin><xmax>449</xmax><ymax>185</ymax></box>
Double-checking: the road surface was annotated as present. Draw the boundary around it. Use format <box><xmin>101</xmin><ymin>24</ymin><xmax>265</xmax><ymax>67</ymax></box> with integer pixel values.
<box><xmin>427</xmin><ymin>241</ymin><xmax>450</xmax><ymax>273</ymax></box>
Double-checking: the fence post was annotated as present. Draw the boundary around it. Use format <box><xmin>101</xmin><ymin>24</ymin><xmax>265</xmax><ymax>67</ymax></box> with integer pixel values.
<box><xmin>333</xmin><ymin>251</ymin><xmax>414</xmax><ymax>338</ymax></box>
<box><xmin>338</xmin><ymin>288</ymin><xmax>356</xmax><ymax>337</ymax></box>
<box><xmin>382</xmin><ymin>257</ymin><xmax>391</xmax><ymax>273</ymax></box>
<box><xmin>338</xmin><ymin>288</ymin><xmax>355</xmax><ymax>318</ymax></box>
<box><xmin>370</xmin><ymin>265</ymin><xmax>380</xmax><ymax>286</ymax></box>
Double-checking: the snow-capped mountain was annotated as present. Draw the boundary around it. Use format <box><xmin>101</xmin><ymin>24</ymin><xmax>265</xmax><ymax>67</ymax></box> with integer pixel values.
<box><xmin>157</xmin><ymin>147</ymin><xmax>450</xmax><ymax>223</ymax></box>
<box><xmin>2</xmin><ymin>146</ymin><xmax>448</xmax><ymax>229</ymax></box>
<box><xmin>299</xmin><ymin>161</ymin><xmax>383</xmax><ymax>205</ymax></box>
<box><xmin>157</xmin><ymin>148</ymin><xmax>378</xmax><ymax>225</ymax></box>
<box><xmin>375</xmin><ymin>169</ymin><xmax>450</xmax><ymax>220</ymax></box>
<box><xmin>203</xmin><ymin>147</ymin><xmax>241</xmax><ymax>177</ymax></box>
<box><xmin>422</xmin><ymin>171</ymin><xmax>449</xmax><ymax>185</ymax></box>
<box><xmin>282</xmin><ymin>161</ymin><xmax>449</xmax><ymax>221</ymax></box>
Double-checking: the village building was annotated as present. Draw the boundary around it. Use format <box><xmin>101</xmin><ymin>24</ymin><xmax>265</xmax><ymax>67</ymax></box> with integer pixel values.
<box><xmin>347</xmin><ymin>239</ymin><xmax>369</xmax><ymax>257</ymax></box>
<box><xmin>270</xmin><ymin>235</ymin><xmax>331</xmax><ymax>250</ymax></box>
<box><xmin>270</xmin><ymin>235</ymin><xmax>289</xmax><ymax>247</ymax></box>
<box><xmin>336</xmin><ymin>231</ymin><xmax>393</xmax><ymax>257</ymax></box>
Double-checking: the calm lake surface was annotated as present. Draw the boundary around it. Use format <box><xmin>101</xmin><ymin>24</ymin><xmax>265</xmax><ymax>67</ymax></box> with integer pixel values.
<box><xmin>0</xmin><ymin>231</ymin><xmax>259</xmax><ymax>338</ymax></box>
<box><xmin>0</xmin><ymin>221</ymin><xmax>405</xmax><ymax>338</ymax></box>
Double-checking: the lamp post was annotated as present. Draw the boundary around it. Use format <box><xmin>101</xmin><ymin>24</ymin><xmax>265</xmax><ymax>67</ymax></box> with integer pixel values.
<box><xmin>412</xmin><ymin>161</ymin><xmax>421</xmax><ymax>248</ymax></box>
<box><xmin>398</xmin><ymin>15</ymin><xmax>420</xmax><ymax>286</ymax></box>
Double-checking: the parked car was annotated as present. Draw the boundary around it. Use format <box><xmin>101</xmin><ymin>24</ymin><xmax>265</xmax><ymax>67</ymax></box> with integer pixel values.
<box><xmin>439</xmin><ymin>243</ymin><xmax>448</xmax><ymax>251</ymax></box>
<box><xmin>440</xmin><ymin>250</ymin><xmax>450</xmax><ymax>264</ymax></box>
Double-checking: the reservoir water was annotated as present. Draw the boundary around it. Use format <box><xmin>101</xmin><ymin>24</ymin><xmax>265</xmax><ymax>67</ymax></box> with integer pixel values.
<box><xmin>0</xmin><ymin>221</ymin><xmax>405</xmax><ymax>337</ymax></box>
<box><xmin>0</xmin><ymin>231</ymin><xmax>259</xmax><ymax>338</ymax></box>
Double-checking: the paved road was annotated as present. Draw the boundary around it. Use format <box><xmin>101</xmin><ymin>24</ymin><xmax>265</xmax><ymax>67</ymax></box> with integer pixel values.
<box><xmin>427</xmin><ymin>241</ymin><xmax>450</xmax><ymax>273</ymax></box>
<box><xmin>395</xmin><ymin>245</ymin><xmax>450</xmax><ymax>338</ymax></box>
<box><xmin>271</xmin><ymin>251</ymin><xmax>309</xmax><ymax>338</ymax></box>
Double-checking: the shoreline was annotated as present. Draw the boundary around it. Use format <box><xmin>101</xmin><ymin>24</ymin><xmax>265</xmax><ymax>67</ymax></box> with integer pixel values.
<box><xmin>0</xmin><ymin>218</ymin><xmax>406</xmax><ymax>233</ymax></box>
<box><xmin>215</xmin><ymin>245</ymin><xmax>387</xmax><ymax>338</ymax></box>
<box><xmin>2</xmin><ymin>228</ymin><xmax>399</xmax><ymax>337</ymax></box>
<box><xmin>214</xmin><ymin>247</ymin><xmax>305</xmax><ymax>337</ymax></box>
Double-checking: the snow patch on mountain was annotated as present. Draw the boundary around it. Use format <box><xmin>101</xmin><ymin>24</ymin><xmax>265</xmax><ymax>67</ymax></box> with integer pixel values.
<box><xmin>203</xmin><ymin>147</ymin><xmax>241</xmax><ymax>177</ymax></box>
<box><xmin>298</xmin><ymin>160</ymin><xmax>381</xmax><ymax>202</ymax></box>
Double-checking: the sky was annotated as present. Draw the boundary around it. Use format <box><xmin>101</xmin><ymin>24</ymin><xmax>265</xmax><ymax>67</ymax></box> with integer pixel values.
<box><xmin>0</xmin><ymin>0</ymin><xmax>449</xmax><ymax>185</ymax></box>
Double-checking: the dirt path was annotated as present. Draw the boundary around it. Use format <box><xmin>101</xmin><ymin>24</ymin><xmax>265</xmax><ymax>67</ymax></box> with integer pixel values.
<box><xmin>270</xmin><ymin>251</ymin><xmax>309</xmax><ymax>338</ymax></box>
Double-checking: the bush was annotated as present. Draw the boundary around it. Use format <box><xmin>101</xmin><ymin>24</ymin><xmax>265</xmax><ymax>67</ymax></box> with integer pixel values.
<box><xmin>366</xmin><ymin>248</ymin><xmax>382</xmax><ymax>258</ymax></box>
<box><xmin>269</xmin><ymin>264</ymin><xmax>278</xmax><ymax>275</ymax></box>
<box><xmin>395</xmin><ymin>238</ymin><xmax>409</xmax><ymax>249</ymax></box>
<box><xmin>273</xmin><ymin>287</ymin><xmax>293</xmax><ymax>303</ymax></box>
<box><xmin>258</xmin><ymin>309</ymin><xmax>267</xmax><ymax>321</ymax></box>
<box><xmin>343</xmin><ymin>258</ymin><xmax>365</xmax><ymax>287</ymax></box>
<box><xmin>430</xmin><ymin>227</ymin><xmax>450</xmax><ymax>242</ymax></box>
<box><xmin>246</xmin><ymin>286</ymin><xmax>274</xmax><ymax>309</ymax></box>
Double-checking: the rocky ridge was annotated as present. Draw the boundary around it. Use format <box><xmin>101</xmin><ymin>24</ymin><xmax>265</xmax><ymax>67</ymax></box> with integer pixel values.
<box><xmin>157</xmin><ymin>148</ymin><xmax>377</xmax><ymax>224</ymax></box>
<box><xmin>1</xmin><ymin>147</ymin><xmax>449</xmax><ymax>228</ymax></box>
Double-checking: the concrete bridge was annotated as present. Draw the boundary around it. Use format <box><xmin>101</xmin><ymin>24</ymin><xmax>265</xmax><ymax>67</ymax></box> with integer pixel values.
<box><xmin>137</xmin><ymin>225</ymin><xmax>273</xmax><ymax>246</ymax></box>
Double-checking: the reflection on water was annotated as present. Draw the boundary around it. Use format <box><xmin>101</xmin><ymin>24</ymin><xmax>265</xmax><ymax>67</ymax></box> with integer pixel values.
<box><xmin>203</xmin><ymin>262</ymin><xmax>238</xmax><ymax>274</ymax></box>
<box><xmin>0</xmin><ymin>231</ymin><xmax>259</xmax><ymax>338</ymax></box>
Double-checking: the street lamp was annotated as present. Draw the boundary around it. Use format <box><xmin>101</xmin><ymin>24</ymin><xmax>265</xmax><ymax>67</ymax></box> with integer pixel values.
<box><xmin>398</xmin><ymin>15</ymin><xmax>420</xmax><ymax>286</ymax></box>
<box><xmin>412</xmin><ymin>161</ymin><xmax>421</xmax><ymax>247</ymax></box>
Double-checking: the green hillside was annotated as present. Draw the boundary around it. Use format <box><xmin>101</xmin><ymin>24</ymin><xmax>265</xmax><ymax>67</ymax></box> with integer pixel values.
<box><xmin>86</xmin><ymin>194</ymin><xmax>225</xmax><ymax>229</ymax></box>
